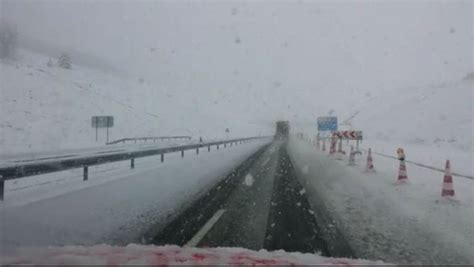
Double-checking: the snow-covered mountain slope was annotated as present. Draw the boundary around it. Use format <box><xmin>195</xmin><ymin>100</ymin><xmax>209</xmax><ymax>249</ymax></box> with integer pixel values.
<box><xmin>348</xmin><ymin>80</ymin><xmax>472</xmax><ymax>152</ymax></box>
<box><xmin>0</xmin><ymin>50</ymin><xmax>165</xmax><ymax>153</ymax></box>
<box><xmin>1</xmin><ymin>48</ymin><xmax>472</xmax><ymax>159</ymax></box>
<box><xmin>0</xmin><ymin>49</ymin><xmax>262</xmax><ymax>154</ymax></box>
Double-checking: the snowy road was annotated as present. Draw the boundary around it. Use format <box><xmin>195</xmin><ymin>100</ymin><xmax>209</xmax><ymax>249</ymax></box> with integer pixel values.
<box><xmin>0</xmin><ymin>139</ymin><xmax>270</xmax><ymax>246</ymax></box>
<box><xmin>289</xmin><ymin>137</ymin><xmax>474</xmax><ymax>265</ymax></box>
<box><xmin>1</xmin><ymin>137</ymin><xmax>472</xmax><ymax>265</ymax></box>
<box><xmin>150</xmin><ymin>141</ymin><xmax>352</xmax><ymax>258</ymax></box>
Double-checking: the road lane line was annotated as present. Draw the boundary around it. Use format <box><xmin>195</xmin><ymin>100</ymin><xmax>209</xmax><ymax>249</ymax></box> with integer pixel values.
<box><xmin>261</xmin><ymin>158</ymin><xmax>271</xmax><ymax>167</ymax></box>
<box><xmin>184</xmin><ymin>209</ymin><xmax>226</xmax><ymax>247</ymax></box>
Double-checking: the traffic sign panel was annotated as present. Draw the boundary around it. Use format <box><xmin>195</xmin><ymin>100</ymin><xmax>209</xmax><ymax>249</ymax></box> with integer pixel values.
<box><xmin>317</xmin><ymin>117</ymin><xmax>338</xmax><ymax>131</ymax></box>
<box><xmin>91</xmin><ymin>116</ymin><xmax>114</xmax><ymax>128</ymax></box>
<box><xmin>332</xmin><ymin>130</ymin><xmax>363</xmax><ymax>140</ymax></box>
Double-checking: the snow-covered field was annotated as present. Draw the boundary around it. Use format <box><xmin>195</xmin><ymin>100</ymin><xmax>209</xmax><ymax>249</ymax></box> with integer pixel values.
<box><xmin>289</xmin><ymin>137</ymin><xmax>474</xmax><ymax>264</ymax></box>
<box><xmin>0</xmin><ymin>139</ymin><xmax>270</xmax><ymax>246</ymax></box>
<box><xmin>0</xmin><ymin>49</ymin><xmax>270</xmax><ymax>154</ymax></box>
<box><xmin>1</xmin><ymin>244</ymin><xmax>384</xmax><ymax>265</ymax></box>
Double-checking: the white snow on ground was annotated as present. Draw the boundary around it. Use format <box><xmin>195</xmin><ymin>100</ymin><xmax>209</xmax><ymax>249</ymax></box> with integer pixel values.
<box><xmin>289</xmin><ymin>137</ymin><xmax>474</xmax><ymax>264</ymax></box>
<box><xmin>360</xmin><ymin>139</ymin><xmax>473</xmax><ymax>178</ymax></box>
<box><xmin>0</xmin><ymin>49</ymin><xmax>268</xmax><ymax>154</ymax></box>
<box><xmin>0</xmin><ymin>139</ymin><xmax>270</xmax><ymax>246</ymax></box>
<box><xmin>0</xmin><ymin>244</ymin><xmax>384</xmax><ymax>265</ymax></box>
<box><xmin>243</xmin><ymin>173</ymin><xmax>254</xmax><ymax>186</ymax></box>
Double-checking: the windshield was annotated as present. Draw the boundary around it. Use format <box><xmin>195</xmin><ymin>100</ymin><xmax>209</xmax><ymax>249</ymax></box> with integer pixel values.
<box><xmin>0</xmin><ymin>0</ymin><xmax>473</xmax><ymax>265</ymax></box>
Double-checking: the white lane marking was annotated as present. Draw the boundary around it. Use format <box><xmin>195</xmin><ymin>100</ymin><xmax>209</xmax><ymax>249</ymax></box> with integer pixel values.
<box><xmin>184</xmin><ymin>209</ymin><xmax>226</xmax><ymax>247</ymax></box>
<box><xmin>243</xmin><ymin>174</ymin><xmax>254</xmax><ymax>186</ymax></box>
<box><xmin>261</xmin><ymin>158</ymin><xmax>271</xmax><ymax>167</ymax></box>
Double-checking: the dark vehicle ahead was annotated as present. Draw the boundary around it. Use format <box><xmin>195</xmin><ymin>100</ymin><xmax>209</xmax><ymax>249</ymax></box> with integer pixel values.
<box><xmin>275</xmin><ymin>121</ymin><xmax>289</xmax><ymax>140</ymax></box>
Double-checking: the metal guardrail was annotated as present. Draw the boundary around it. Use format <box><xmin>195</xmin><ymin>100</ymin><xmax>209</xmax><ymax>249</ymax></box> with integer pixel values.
<box><xmin>106</xmin><ymin>136</ymin><xmax>192</xmax><ymax>145</ymax></box>
<box><xmin>0</xmin><ymin>136</ymin><xmax>271</xmax><ymax>200</ymax></box>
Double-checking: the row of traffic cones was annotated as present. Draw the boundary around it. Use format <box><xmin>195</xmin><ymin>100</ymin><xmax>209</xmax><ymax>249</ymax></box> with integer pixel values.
<box><xmin>345</xmin><ymin>145</ymin><xmax>454</xmax><ymax>198</ymax></box>
<box><xmin>396</xmin><ymin>158</ymin><xmax>455</xmax><ymax>197</ymax></box>
<box><xmin>313</xmin><ymin>137</ymin><xmax>454</xmax><ymax>199</ymax></box>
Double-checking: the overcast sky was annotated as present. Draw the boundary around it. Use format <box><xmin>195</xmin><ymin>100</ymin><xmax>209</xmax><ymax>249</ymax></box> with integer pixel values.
<box><xmin>2</xmin><ymin>0</ymin><xmax>472</xmax><ymax>86</ymax></box>
<box><xmin>1</xmin><ymin>0</ymin><xmax>473</xmax><ymax>134</ymax></box>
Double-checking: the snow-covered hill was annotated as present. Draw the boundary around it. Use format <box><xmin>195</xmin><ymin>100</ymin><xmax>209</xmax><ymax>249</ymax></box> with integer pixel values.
<box><xmin>0</xmin><ymin>49</ymin><xmax>266</xmax><ymax>154</ymax></box>
<box><xmin>348</xmin><ymin>81</ymin><xmax>472</xmax><ymax>151</ymax></box>
<box><xmin>1</xmin><ymin>48</ymin><xmax>472</xmax><ymax>163</ymax></box>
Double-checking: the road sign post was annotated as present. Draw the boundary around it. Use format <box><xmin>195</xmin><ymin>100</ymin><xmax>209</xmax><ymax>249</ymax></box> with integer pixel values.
<box><xmin>91</xmin><ymin>116</ymin><xmax>114</xmax><ymax>143</ymax></box>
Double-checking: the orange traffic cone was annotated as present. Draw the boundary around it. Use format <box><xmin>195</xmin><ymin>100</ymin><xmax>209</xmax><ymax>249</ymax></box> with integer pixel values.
<box><xmin>441</xmin><ymin>160</ymin><xmax>455</xmax><ymax>197</ymax></box>
<box><xmin>337</xmin><ymin>138</ymin><xmax>345</xmax><ymax>155</ymax></box>
<box><xmin>365</xmin><ymin>148</ymin><xmax>375</xmax><ymax>173</ymax></box>
<box><xmin>397</xmin><ymin>160</ymin><xmax>408</xmax><ymax>183</ymax></box>
<box><xmin>348</xmin><ymin>146</ymin><xmax>355</xmax><ymax>166</ymax></box>
<box><xmin>329</xmin><ymin>137</ymin><xmax>336</xmax><ymax>155</ymax></box>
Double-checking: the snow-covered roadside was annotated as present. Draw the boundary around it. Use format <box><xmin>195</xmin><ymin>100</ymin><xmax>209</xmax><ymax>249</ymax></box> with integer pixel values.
<box><xmin>0</xmin><ymin>139</ymin><xmax>196</xmax><ymax>167</ymax></box>
<box><xmin>288</xmin><ymin>137</ymin><xmax>474</xmax><ymax>264</ymax></box>
<box><xmin>0</xmin><ymin>244</ymin><xmax>384</xmax><ymax>265</ymax></box>
<box><xmin>359</xmin><ymin>139</ymin><xmax>473</xmax><ymax>179</ymax></box>
<box><xmin>0</xmin><ymin>139</ymin><xmax>270</xmax><ymax>246</ymax></box>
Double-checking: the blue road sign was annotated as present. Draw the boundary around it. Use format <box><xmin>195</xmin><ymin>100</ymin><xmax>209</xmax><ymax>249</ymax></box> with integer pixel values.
<box><xmin>317</xmin><ymin>116</ymin><xmax>338</xmax><ymax>131</ymax></box>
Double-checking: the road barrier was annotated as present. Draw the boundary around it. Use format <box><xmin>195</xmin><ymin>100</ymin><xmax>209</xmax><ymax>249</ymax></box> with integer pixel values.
<box><xmin>370</xmin><ymin>150</ymin><xmax>473</xmax><ymax>180</ymax></box>
<box><xmin>301</xmin><ymin>133</ymin><xmax>473</xmax><ymax>180</ymax></box>
<box><xmin>106</xmin><ymin>136</ymin><xmax>192</xmax><ymax>145</ymax></box>
<box><xmin>0</xmin><ymin>136</ymin><xmax>271</xmax><ymax>201</ymax></box>
<box><xmin>364</xmin><ymin>148</ymin><xmax>375</xmax><ymax>173</ymax></box>
<box><xmin>442</xmin><ymin>160</ymin><xmax>455</xmax><ymax>197</ymax></box>
<box><xmin>298</xmin><ymin>134</ymin><xmax>471</xmax><ymax>201</ymax></box>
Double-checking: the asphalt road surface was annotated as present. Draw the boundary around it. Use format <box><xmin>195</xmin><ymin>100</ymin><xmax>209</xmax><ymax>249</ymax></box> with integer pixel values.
<box><xmin>150</xmin><ymin>140</ymin><xmax>354</xmax><ymax>258</ymax></box>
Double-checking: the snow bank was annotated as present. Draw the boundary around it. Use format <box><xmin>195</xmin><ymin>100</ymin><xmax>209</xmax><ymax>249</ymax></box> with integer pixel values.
<box><xmin>0</xmin><ymin>244</ymin><xmax>384</xmax><ymax>265</ymax></box>
<box><xmin>288</xmin><ymin>137</ymin><xmax>474</xmax><ymax>264</ymax></box>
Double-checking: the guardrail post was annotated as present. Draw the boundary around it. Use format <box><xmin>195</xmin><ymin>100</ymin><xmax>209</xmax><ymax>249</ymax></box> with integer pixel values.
<box><xmin>196</xmin><ymin>148</ymin><xmax>199</xmax><ymax>155</ymax></box>
<box><xmin>131</xmin><ymin>158</ymin><xmax>135</xmax><ymax>169</ymax></box>
<box><xmin>224</xmin><ymin>143</ymin><xmax>226</xmax><ymax>148</ymax></box>
<box><xmin>161</xmin><ymin>154</ymin><xmax>164</xmax><ymax>162</ymax></box>
<box><xmin>208</xmin><ymin>146</ymin><xmax>210</xmax><ymax>152</ymax></box>
<box><xmin>0</xmin><ymin>180</ymin><xmax>4</xmax><ymax>201</ymax></box>
<box><xmin>181</xmin><ymin>150</ymin><xmax>184</xmax><ymax>157</ymax></box>
<box><xmin>217</xmin><ymin>144</ymin><xmax>219</xmax><ymax>150</ymax></box>
<box><xmin>230</xmin><ymin>142</ymin><xmax>232</xmax><ymax>147</ymax></box>
<box><xmin>83</xmin><ymin>166</ymin><xmax>88</xmax><ymax>181</ymax></box>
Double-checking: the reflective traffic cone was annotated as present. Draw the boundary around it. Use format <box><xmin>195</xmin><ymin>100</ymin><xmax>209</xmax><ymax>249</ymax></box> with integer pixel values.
<box><xmin>348</xmin><ymin>146</ymin><xmax>355</xmax><ymax>166</ymax></box>
<box><xmin>441</xmin><ymin>160</ymin><xmax>455</xmax><ymax>197</ymax></box>
<box><xmin>397</xmin><ymin>160</ymin><xmax>408</xmax><ymax>183</ymax></box>
<box><xmin>337</xmin><ymin>138</ymin><xmax>345</xmax><ymax>154</ymax></box>
<box><xmin>329</xmin><ymin>138</ymin><xmax>336</xmax><ymax>155</ymax></box>
<box><xmin>365</xmin><ymin>148</ymin><xmax>375</xmax><ymax>173</ymax></box>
